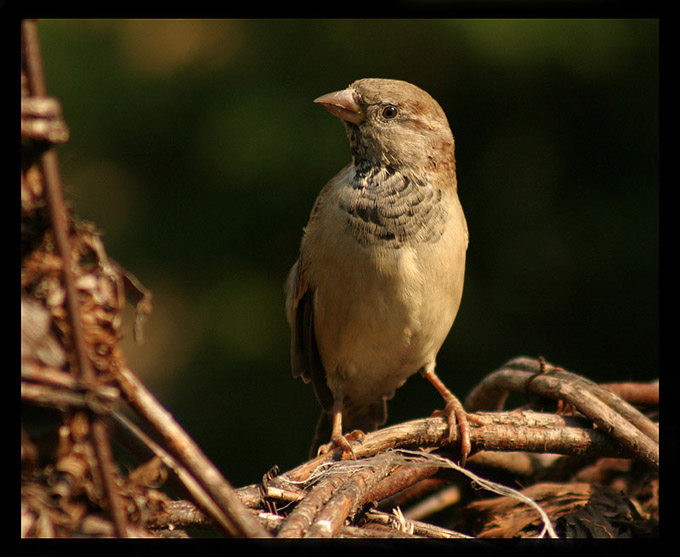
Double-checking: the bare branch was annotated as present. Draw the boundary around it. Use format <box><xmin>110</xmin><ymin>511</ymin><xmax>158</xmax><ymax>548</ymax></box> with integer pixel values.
<box><xmin>464</xmin><ymin>357</ymin><xmax>659</xmax><ymax>469</ymax></box>
<box><xmin>111</xmin><ymin>365</ymin><xmax>270</xmax><ymax>538</ymax></box>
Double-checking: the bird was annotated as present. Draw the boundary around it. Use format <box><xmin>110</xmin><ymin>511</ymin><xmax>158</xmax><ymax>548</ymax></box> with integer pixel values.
<box><xmin>285</xmin><ymin>78</ymin><xmax>471</xmax><ymax>463</ymax></box>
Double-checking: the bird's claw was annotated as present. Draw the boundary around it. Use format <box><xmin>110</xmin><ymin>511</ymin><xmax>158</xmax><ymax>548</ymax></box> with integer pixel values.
<box><xmin>433</xmin><ymin>399</ymin><xmax>480</xmax><ymax>467</ymax></box>
<box><xmin>316</xmin><ymin>429</ymin><xmax>364</xmax><ymax>460</ymax></box>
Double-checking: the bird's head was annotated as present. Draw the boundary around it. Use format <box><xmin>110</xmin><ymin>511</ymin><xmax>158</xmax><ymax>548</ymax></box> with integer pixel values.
<box><xmin>314</xmin><ymin>78</ymin><xmax>456</xmax><ymax>174</ymax></box>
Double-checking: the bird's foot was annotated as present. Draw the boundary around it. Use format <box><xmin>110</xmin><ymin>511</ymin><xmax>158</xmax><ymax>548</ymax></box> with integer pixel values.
<box><xmin>316</xmin><ymin>429</ymin><xmax>364</xmax><ymax>460</ymax></box>
<box><xmin>432</xmin><ymin>396</ymin><xmax>482</xmax><ymax>467</ymax></box>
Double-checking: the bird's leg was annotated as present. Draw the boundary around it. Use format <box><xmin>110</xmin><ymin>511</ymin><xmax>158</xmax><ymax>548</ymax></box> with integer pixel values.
<box><xmin>316</xmin><ymin>393</ymin><xmax>359</xmax><ymax>459</ymax></box>
<box><xmin>421</xmin><ymin>364</ymin><xmax>477</xmax><ymax>466</ymax></box>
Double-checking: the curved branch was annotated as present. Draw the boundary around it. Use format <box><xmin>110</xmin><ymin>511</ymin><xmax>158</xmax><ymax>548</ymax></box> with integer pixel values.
<box><xmin>464</xmin><ymin>357</ymin><xmax>659</xmax><ymax>469</ymax></box>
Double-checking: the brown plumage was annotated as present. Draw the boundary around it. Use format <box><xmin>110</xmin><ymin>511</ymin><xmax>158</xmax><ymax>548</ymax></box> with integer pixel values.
<box><xmin>286</xmin><ymin>78</ymin><xmax>471</xmax><ymax>462</ymax></box>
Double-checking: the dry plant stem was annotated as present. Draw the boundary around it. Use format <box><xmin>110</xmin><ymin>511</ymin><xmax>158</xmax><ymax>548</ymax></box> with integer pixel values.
<box><xmin>364</xmin><ymin>461</ymin><xmax>441</xmax><ymax>504</ymax></box>
<box><xmin>471</xmin><ymin>415</ymin><xmax>626</xmax><ymax>458</ymax></box>
<box><xmin>147</xmin><ymin>500</ymin><xmax>216</xmax><ymax>531</ymax></box>
<box><xmin>465</xmin><ymin>357</ymin><xmax>659</xmax><ymax>470</ymax></box>
<box><xmin>601</xmin><ymin>381</ymin><xmax>659</xmax><ymax>406</ymax></box>
<box><xmin>545</xmin><ymin>369</ymin><xmax>658</xmax><ymax>443</ymax></box>
<box><xmin>113</xmin><ymin>365</ymin><xmax>270</xmax><ymax>538</ymax></box>
<box><xmin>304</xmin><ymin>455</ymin><xmax>398</xmax><ymax>538</ymax></box>
<box><xmin>363</xmin><ymin>509</ymin><xmax>471</xmax><ymax>538</ymax></box>
<box><xmin>109</xmin><ymin>412</ymin><xmax>248</xmax><ymax>536</ymax></box>
<box><xmin>22</xmin><ymin>20</ymin><xmax>128</xmax><ymax>538</ymax></box>
<box><xmin>234</xmin><ymin>483</ymin><xmax>293</xmax><ymax>510</ymax></box>
<box><xmin>22</xmin><ymin>364</ymin><xmax>120</xmax><ymax>413</ymax></box>
<box><xmin>22</xmin><ymin>365</ymin><xmax>107</xmax><ymax>392</ymax></box>
<box><xmin>402</xmin><ymin>485</ymin><xmax>462</xmax><ymax>521</ymax></box>
<box><xmin>276</xmin><ymin>468</ymin><xmax>351</xmax><ymax>538</ymax></box>
<box><xmin>466</xmin><ymin>451</ymin><xmax>549</xmax><ymax>478</ymax></box>
<box><xmin>21</xmin><ymin>381</ymin><xmax>117</xmax><ymax>412</ymax></box>
<box><xmin>260</xmin><ymin>511</ymin><xmax>421</xmax><ymax>538</ymax></box>
<box><xmin>150</xmin><ymin>498</ymin><xmax>423</xmax><ymax>538</ymax></box>
<box><xmin>536</xmin><ymin>373</ymin><xmax>659</xmax><ymax>468</ymax></box>
<box><xmin>337</xmin><ymin>524</ymin><xmax>421</xmax><ymax>538</ymax></box>
<box><xmin>249</xmin><ymin>464</ymin><xmax>439</xmax><ymax>522</ymax></box>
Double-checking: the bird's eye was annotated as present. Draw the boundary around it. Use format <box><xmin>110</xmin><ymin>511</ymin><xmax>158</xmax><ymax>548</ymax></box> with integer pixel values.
<box><xmin>381</xmin><ymin>104</ymin><xmax>399</xmax><ymax>120</ymax></box>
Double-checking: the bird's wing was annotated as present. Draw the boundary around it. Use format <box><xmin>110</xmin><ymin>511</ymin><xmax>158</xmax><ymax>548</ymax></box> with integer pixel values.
<box><xmin>286</xmin><ymin>166</ymin><xmax>353</xmax><ymax>411</ymax></box>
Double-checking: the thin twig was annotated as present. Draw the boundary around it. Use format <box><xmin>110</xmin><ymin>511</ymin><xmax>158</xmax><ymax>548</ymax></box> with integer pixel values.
<box><xmin>112</xmin><ymin>365</ymin><xmax>270</xmax><ymax>537</ymax></box>
<box><xmin>362</xmin><ymin>508</ymin><xmax>471</xmax><ymax>538</ymax></box>
<box><xmin>21</xmin><ymin>380</ymin><xmax>118</xmax><ymax>413</ymax></box>
<box><xmin>107</xmin><ymin>411</ymin><xmax>252</xmax><ymax>536</ymax></box>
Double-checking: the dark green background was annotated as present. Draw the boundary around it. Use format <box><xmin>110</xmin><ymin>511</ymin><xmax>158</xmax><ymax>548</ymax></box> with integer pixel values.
<box><xmin>38</xmin><ymin>19</ymin><xmax>658</xmax><ymax>488</ymax></box>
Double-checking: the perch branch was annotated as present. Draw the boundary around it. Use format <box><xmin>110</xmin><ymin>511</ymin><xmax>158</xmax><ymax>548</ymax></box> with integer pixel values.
<box><xmin>279</xmin><ymin>410</ymin><xmax>630</xmax><ymax>488</ymax></box>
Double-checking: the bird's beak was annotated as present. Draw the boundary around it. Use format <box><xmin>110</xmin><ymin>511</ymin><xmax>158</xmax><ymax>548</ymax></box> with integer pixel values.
<box><xmin>314</xmin><ymin>88</ymin><xmax>365</xmax><ymax>124</ymax></box>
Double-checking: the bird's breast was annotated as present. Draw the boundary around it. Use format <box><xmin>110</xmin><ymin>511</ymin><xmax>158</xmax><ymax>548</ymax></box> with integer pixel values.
<box><xmin>302</xmin><ymin>169</ymin><xmax>467</xmax><ymax>404</ymax></box>
<box><xmin>339</xmin><ymin>165</ymin><xmax>449</xmax><ymax>249</ymax></box>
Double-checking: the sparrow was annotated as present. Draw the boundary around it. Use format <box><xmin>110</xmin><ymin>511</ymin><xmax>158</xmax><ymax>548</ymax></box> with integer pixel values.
<box><xmin>286</xmin><ymin>78</ymin><xmax>471</xmax><ymax>463</ymax></box>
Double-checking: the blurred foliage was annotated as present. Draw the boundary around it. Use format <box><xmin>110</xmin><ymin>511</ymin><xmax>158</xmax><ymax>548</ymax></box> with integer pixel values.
<box><xmin>38</xmin><ymin>19</ymin><xmax>658</xmax><ymax>487</ymax></box>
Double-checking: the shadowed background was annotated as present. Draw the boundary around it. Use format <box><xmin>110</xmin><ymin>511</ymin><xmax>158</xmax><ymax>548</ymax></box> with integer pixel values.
<box><xmin>38</xmin><ymin>19</ymin><xmax>658</xmax><ymax>488</ymax></box>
